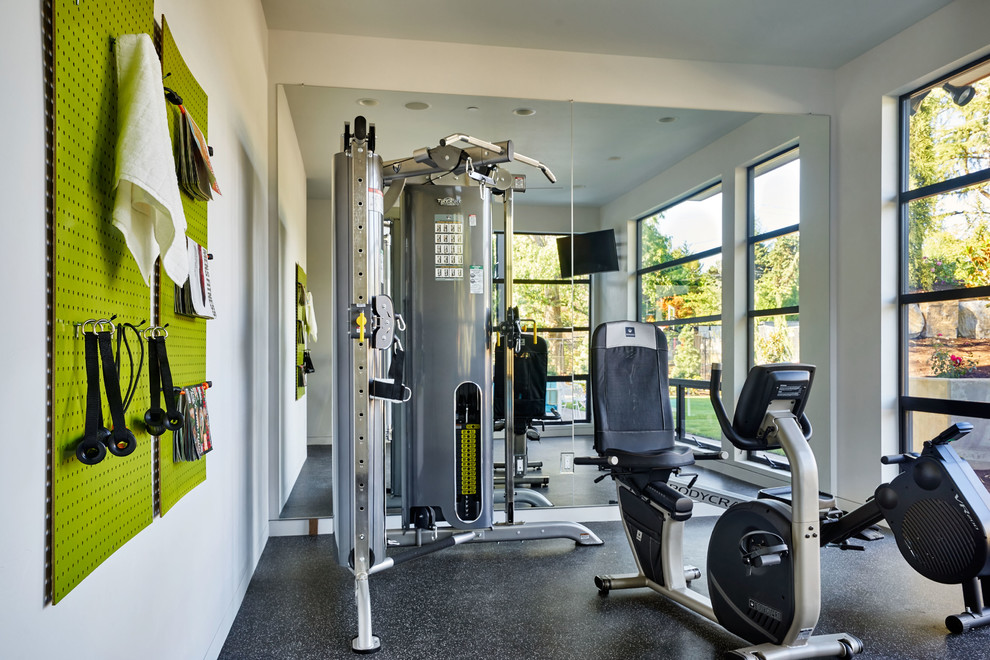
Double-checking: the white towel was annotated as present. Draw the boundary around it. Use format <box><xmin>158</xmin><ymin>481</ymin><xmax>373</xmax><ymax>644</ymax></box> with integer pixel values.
<box><xmin>305</xmin><ymin>291</ymin><xmax>318</xmax><ymax>343</ymax></box>
<box><xmin>112</xmin><ymin>33</ymin><xmax>189</xmax><ymax>286</ymax></box>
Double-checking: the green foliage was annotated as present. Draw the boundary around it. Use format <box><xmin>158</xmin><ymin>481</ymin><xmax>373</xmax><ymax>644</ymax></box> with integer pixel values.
<box><xmin>754</xmin><ymin>318</ymin><xmax>794</xmax><ymax>365</ymax></box>
<box><xmin>907</xmin><ymin>80</ymin><xmax>990</xmax><ymax>291</ymax></box>
<box><xmin>961</xmin><ymin>223</ymin><xmax>990</xmax><ymax>288</ymax></box>
<box><xmin>928</xmin><ymin>335</ymin><xmax>977</xmax><ymax>378</ymax></box>
<box><xmin>671</xmin><ymin>326</ymin><xmax>702</xmax><ymax>380</ymax></box>
<box><xmin>508</xmin><ymin>233</ymin><xmax>590</xmax><ymax>376</ymax></box>
<box><xmin>753</xmin><ymin>234</ymin><xmax>799</xmax><ymax>310</ymax></box>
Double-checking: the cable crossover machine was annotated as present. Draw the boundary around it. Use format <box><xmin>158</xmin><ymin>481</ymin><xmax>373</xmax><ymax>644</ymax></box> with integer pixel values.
<box><xmin>332</xmin><ymin>116</ymin><xmax>602</xmax><ymax>654</ymax></box>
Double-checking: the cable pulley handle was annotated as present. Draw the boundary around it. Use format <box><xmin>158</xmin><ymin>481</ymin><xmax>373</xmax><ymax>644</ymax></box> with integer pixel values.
<box><xmin>98</xmin><ymin>330</ymin><xmax>137</xmax><ymax>457</ymax></box>
<box><xmin>145</xmin><ymin>335</ymin><xmax>166</xmax><ymax>436</ymax></box>
<box><xmin>511</xmin><ymin>152</ymin><xmax>557</xmax><ymax>183</ymax></box>
<box><xmin>154</xmin><ymin>336</ymin><xmax>183</xmax><ymax>430</ymax></box>
<box><xmin>76</xmin><ymin>331</ymin><xmax>108</xmax><ymax>465</ymax></box>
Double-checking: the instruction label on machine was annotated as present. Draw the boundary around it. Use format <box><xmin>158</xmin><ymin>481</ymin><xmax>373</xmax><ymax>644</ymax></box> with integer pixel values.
<box><xmin>434</xmin><ymin>214</ymin><xmax>464</xmax><ymax>280</ymax></box>
<box><xmin>469</xmin><ymin>266</ymin><xmax>483</xmax><ymax>294</ymax></box>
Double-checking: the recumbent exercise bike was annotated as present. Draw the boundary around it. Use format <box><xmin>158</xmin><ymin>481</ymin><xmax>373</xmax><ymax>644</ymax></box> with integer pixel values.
<box><xmin>577</xmin><ymin>321</ymin><xmax>862</xmax><ymax>659</ymax></box>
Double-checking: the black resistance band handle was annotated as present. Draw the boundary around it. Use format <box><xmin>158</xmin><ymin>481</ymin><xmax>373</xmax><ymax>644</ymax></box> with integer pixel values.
<box><xmin>76</xmin><ymin>331</ymin><xmax>107</xmax><ymax>465</ymax></box>
<box><xmin>155</xmin><ymin>336</ymin><xmax>183</xmax><ymax>431</ymax></box>
<box><xmin>98</xmin><ymin>330</ymin><xmax>136</xmax><ymax>457</ymax></box>
<box><xmin>144</xmin><ymin>335</ymin><xmax>167</xmax><ymax>436</ymax></box>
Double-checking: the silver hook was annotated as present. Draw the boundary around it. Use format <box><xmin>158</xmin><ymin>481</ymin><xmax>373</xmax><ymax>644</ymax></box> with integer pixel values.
<box><xmin>75</xmin><ymin>318</ymin><xmax>98</xmax><ymax>338</ymax></box>
<box><xmin>95</xmin><ymin>318</ymin><xmax>116</xmax><ymax>335</ymax></box>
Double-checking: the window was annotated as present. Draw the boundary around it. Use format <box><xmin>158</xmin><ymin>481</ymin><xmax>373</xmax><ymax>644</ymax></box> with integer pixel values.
<box><xmin>494</xmin><ymin>232</ymin><xmax>590</xmax><ymax>424</ymax></box>
<box><xmin>637</xmin><ymin>183</ymin><xmax>723</xmax><ymax>444</ymax></box>
<box><xmin>749</xmin><ymin>148</ymin><xmax>800</xmax><ymax>366</ymax></box>
<box><xmin>899</xmin><ymin>56</ymin><xmax>990</xmax><ymax>486</ymax></box>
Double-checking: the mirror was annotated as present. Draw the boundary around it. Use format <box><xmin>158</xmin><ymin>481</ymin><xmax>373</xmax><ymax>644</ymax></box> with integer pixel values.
<box><xmin>273</xmin><ymin>83</ymin><xmax>826</xmax><ymax>520</ymax></box>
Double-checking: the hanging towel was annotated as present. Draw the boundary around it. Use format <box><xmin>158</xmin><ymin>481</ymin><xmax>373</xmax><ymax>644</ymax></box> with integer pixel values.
<box><xmin>111</xmin><ymin>33</ymin><xmax>189</xmax><ymax>286</ymax></box>
<box><xmin>304</xmin><ymin>291</ymin><xmax>318</xmax><ymax>343</ymax></box>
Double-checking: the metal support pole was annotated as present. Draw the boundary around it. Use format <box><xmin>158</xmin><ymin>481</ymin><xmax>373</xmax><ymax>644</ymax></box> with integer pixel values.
<box><xmin>502</xmin><ymin>189</ymin><xmax>515</xmax><ymax>524</ymax></box>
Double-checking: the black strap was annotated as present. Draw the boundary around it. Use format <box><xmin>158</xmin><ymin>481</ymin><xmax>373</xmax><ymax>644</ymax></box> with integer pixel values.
<box><xmin>75</xmin><ymin>330</ymin><xmax>108</xmax><ymax>465</ymax></box>
<box><xmin>84</xmin><ymin>331</ymin><xmax>102</xmax><ymax>439</ymax></box>
<box><xmin>154</xmin><ymin>336</ymin><xmax>182</xmax><ymax>430</ymax></box>
<box><xmin>99</xmin><ymin>330</ymin><xmax>137</xmax><ymax>457</ymax></box>
<box><xmin>146</xmin><ymin>334</ymin><xmax>163</xmax><ymax>429</ymax></box>
<box><xmin>98</xmin><ymin>331</ymin><xmax>127</xmax><ymax>431</ymax></box>
<box><xmin>370</xmin><ymin>342</ymin><xmax>408</xmax><ymax>401</ymax></box>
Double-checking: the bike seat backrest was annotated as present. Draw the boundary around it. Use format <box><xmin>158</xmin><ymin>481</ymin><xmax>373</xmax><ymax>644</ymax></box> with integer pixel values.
<box><xmin>591</xmin><ymin>321</ymin><xmax>676</xmax><ymax>455</ymax></box>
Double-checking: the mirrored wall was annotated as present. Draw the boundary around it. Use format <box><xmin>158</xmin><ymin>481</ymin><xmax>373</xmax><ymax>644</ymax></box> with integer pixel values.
<box><xmin>273</xmin><ymin>83</ymin><xmax>827</xmax><ymax>521</ymax></box>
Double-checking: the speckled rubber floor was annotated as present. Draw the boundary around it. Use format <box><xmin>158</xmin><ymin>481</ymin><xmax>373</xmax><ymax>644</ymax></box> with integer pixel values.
<box><xmin>220</xmin><ymin>518</ymin><xmax>990</xmax><ymax>659</ymax></box>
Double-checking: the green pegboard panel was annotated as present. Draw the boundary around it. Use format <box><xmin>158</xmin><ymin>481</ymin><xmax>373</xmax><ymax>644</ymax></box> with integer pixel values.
<box><xmin>296</xmin><ymin>264</ymin><xmax>307</xmax><ymax>400</ymax></box>
<box><xmin>49</xmin><ymin>0</ymin><xmax>156</xmax><ymax>604</ymax></box>
<box><xmin>156</xmin><ymin>17</ymin><xmax>208</xmax><ymax>516</ymax></box>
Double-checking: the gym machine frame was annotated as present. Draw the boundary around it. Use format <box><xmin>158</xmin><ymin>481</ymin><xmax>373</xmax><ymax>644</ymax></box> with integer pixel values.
<box><xmin>333</xmin><ymin>117</ymin><xmax>601</xmax><ymax>654</ymax></box>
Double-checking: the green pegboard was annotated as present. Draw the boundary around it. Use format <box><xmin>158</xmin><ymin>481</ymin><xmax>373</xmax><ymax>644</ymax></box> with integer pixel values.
<box><xmin>296</xmin><ymin>264</ymin><xmax>307</xmax><ymax>400</ymax></box>
<box><xmin>49</xmin><ymin>0</ymin><xmax>156</xmax><ymax>604</ymax></box>
<box><xmin>157</xmin><ymin>17</ymin><xmax>208</xmax><ymax>516</ymax></box>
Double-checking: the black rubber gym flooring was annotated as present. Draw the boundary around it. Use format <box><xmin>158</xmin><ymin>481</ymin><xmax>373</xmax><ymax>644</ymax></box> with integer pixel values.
<box><xmin>219</xmin><ymin>518</ymin><xmax>990</xmax><ymax>659</ymax></box>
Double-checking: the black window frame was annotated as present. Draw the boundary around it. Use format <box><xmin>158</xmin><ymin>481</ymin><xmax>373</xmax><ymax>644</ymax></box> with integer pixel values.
<box><xmin>898</xmin><ymin>54</ymin><xmax>990</xmax><ymax>454</ymax></box>
<box><xmin>636</xmin><ymin>181</ymin><xmax>724</xmax><ymax>446</ymax></box>
<box><xmin>748</xmin><ymin>146</ymin><xmax>801</xmax><ymax>369</ymax></box>
<box><xmin>746</xmin><ymin>146</ymin><xmax>801</xmax><ymax>469</ymax></box>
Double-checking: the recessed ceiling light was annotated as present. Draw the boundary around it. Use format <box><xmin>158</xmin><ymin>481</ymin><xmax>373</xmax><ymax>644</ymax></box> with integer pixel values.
<box><xmin>466</xmin><ymin>106</ymin><xmax>480</xmax><ymax>112</ymax></box>
<box><xmin>405</xmin><ymin>101</ymin><xmax>430</xmax><ymax>111</ymax></box>
<box><xmin>513</xmin><ymin>107</ymin><xmax>536</xmax><ymax>117</ymax></box>
<box><xmin>658</xmin><ymin>116</ymin><xmax>676</xmax><ymax>123</ymax></box>
<box><xmin>357</xmin><ymin>98</ymin><xmax>379</xmax><ymax>107</ymax></box>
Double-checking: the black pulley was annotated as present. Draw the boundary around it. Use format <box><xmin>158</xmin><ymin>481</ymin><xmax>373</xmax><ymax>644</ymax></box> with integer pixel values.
<box><xmin>354</xmin><ymin>115</ymin><xmax>367</xmax><ymax>141</ymax></box>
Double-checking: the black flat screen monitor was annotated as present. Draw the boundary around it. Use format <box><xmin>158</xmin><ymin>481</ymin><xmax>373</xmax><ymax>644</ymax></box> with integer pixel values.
<box><xmin>556</xmin><ymin>229</ymin><xmax>619</xmax><ymax>277</ymax></box>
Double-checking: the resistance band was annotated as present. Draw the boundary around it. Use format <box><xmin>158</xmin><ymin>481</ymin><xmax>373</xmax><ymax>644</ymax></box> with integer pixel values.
<box><xmin>144</xmin><ymin>328</ymin><xmax>182</xmax><ymax>436</ymax></box>
<box><xmin>75</xmin><ymin>320</ymin><xmax>137</xmax><ymax>465</ymax></box>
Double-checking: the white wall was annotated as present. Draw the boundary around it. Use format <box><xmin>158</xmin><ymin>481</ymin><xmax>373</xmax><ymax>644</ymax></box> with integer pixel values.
<box><xmin>0</xmin><ymin>1</ymin><xmax>272</xmax><ymax>658</ymax></box>
<box><xmin>494</xmin><ymin>202</ymin><xmax>601</xmax><ymax>234</ymax></box>
<box><xmin>306</xmin><ymin>199</ymin><xmax>335</xmax><ymax>445</ymax></box>
<box><xmin>276</xmin><ymin>87</ymin><xmax>308</xmax><ymax>510</ymax></box>
<box><xmin>269</xmin><ymin>31</ymin><xmax>835</xmax><ymax>115</ymax></box>
<box><xmin>833</xmin><ymin>0</ymin><xmax>990</xmax><ymax>506</ymax></box>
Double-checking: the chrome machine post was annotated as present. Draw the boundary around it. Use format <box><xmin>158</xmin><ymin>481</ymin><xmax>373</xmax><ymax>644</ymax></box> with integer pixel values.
<box><xmin>501</xmin><ymin>188</ymin><xmax>516</xmax><ymax>522</ymax></box>
<box><xmin>333</xmin><ymin>116</ymin><xmax>387</xmax><ymax>654</ymax></box>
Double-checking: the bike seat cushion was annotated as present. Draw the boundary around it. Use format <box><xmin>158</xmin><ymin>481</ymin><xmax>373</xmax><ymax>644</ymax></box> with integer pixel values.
<box><xmin>605</xmin><ymin>446</ymin><xmax>695</xmax><ymax>471</ymax></box>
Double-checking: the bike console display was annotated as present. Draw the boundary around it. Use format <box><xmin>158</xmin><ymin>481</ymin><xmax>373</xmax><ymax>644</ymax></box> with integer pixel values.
<box><xmin>710</xmin><ymin>363</ymin><xmax>815</xmax><ymax>451</ymax></box>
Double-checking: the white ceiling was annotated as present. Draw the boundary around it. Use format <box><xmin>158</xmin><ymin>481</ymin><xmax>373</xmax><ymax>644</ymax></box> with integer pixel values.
<box><xmin>261</xmin><ymin>0</ymin><xmax>954</xmax><ymax>69</ymax></box>
<box><xmin>283</xmin><ymin>86</ymin><xmax>756</xmax><ymax>204</ymax></box>
<box><xmin>271</xmin><ymin>0</ymin><xmax>954</xmax><ymax>205</ymax></box>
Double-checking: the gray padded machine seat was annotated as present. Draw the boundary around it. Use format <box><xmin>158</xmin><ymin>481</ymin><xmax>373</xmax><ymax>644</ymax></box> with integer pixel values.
<box><xmin>582</xmin><ymin>321</ymin><xmax>695</xmax><ymax>516</ymax></box>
